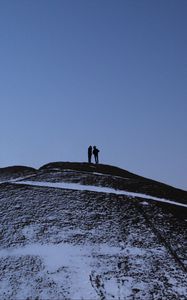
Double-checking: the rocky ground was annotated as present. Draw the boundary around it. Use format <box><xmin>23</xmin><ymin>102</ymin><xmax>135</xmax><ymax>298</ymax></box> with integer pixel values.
<box><xmin>0</xmin><ymin>162</ymin><xmax>186</xmax><ymax>299</ymax></box>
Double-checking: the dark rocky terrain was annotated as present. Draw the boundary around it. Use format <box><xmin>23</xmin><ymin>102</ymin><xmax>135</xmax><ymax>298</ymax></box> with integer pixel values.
<box><xmin>0</xmin><ymin>162</ymin><xmax>186</xmax><ymax>299</ymax></box>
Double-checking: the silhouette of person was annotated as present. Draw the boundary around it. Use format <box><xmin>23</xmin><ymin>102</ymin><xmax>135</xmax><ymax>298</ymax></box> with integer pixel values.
<box><xmin>88</xmin><ymin>145</ymin><xmax>92</xmax><ymax>163</ymax></box>
<box><xmin>93</xmin><ymin>146</ymin><xmax>100</xmax><ymax>164</ymax></box>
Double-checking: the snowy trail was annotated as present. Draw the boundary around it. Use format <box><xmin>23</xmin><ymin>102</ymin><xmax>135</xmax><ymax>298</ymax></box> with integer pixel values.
<box><xmin>14</xmin><ymin>180</ymin><xmax>187</xmax><ymax>208</ymax></box>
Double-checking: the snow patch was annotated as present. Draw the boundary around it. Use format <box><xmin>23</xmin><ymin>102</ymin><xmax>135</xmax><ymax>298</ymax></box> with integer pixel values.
<box><xmin>0</xmin><ymin>242</ymin><xmax>168</xmax><ymax>299</ymax></box>
<box><xmin>22</xmin><ymin>225</ymin><xmax>40</xmax><ymax>241</ymax></box>
<box><xmin>141</xmin><ymin>201</ymin><xmax>149</xmax><ymax>206</ymax></box>
<box><xmin>0</xmin><ymin>242</ymin><xmax>144</xmax><ymax>299</ymax></box>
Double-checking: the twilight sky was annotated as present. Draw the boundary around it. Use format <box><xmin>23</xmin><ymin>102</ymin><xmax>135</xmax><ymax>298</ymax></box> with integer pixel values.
<box><xmin>0</xmin><ymin>0</ymin><xmax>186</xmax><ymax>190</ymax></box>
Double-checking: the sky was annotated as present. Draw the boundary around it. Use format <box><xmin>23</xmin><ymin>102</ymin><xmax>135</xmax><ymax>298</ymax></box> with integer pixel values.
<box><xmin>0</xmin><ymin>0</ymin><xmax>186</xmax><ymax>190</ymax></box>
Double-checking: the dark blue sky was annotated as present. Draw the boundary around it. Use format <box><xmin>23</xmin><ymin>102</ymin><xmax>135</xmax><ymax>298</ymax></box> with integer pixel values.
<box><xmin>0</xmin><ymin>0</ymin><xmax>186</xmax><ymax>190</ymax></box>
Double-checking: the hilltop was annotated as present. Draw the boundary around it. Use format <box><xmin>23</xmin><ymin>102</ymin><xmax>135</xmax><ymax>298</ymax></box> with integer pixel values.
<box><xmin>0</xmin><ymin>162</ymin><xmax>186</xmax><ymax>299</ymax></box>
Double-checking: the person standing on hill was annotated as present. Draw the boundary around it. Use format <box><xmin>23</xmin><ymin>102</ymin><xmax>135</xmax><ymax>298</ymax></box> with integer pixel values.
<box><xmin>88</xmin><ymin>145</ymin><xmax>92</xmax><ymax>163</ymax></box>
<box><xmin>93</xmin><ymin>146</ymin><xmax>100</xmax><ymax>164</ymax></box>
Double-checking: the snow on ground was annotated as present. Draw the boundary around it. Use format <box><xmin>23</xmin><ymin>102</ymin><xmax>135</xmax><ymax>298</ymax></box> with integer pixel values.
<box><xmin>92</xmin><ymin>171</ymin><xmax>129</xmax><ymax>180</ymax></box>
<box><xmin>15</xmin><ymin>180</ymin><xmax>187</xmax><ymax>208</ymax></box>
<box><xmin>0</xmin><ymin>243</ymin><xmax>95</xmax><ymax>299</ymax></box>
<box><xmin>0</xmin><ymin>243</ymin><xmax>158</xmax><ymax>299</ymax></box>
<box><xmin>1</xmin><ymin>235</ymin><xmax>186</xmax><ymax>299</ymax></box>
<box><xmin>0</xmin><ymin>168</ymin><xmax>187</xmax><ymax>299</ymax></box>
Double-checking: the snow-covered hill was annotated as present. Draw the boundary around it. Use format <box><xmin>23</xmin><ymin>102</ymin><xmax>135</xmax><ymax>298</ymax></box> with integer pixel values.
<box><xmin>0</xmin><ymin>162</ymin><xmax>186</xmax><ymax>299</ymax></box>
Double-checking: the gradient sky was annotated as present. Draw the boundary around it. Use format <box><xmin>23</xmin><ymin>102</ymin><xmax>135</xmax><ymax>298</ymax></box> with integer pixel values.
<box><xmin>0</xmin><ymin>0</ymin><xmax>186</xmax><ymax>190</ymax></box>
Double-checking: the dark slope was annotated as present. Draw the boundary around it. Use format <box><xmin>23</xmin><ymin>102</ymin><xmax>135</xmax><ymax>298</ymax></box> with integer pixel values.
<box><xmin>40</xmin><ymin>162</ymin><xmax>187</xmax><ymax>204</ymax></box>
<box><xmin>39</xmin><ymin>161</ymin><xmax>142</xmax><ymax>179</ymax></box>
<box><xmin>0</xmin><ymin>163</ymin><xmax>186</xmax><ymax>299</ymax></box>
<box><xmin>0</xmin><ymin>165</ymin><xmax>37</xmax><ymax>182</ymax></box>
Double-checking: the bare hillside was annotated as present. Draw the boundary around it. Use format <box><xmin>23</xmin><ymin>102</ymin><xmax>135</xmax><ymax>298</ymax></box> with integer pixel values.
<box><xmin>0</xmin><ymin>162</ymin><xmax>186</xmax><ymax>299</ymax></box>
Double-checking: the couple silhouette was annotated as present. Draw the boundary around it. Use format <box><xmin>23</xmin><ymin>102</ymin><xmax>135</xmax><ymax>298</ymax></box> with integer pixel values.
<box><xmin>88</xmin><ymin>146</ymin><xmax>100</xmax><ymax>164</ymax></box>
